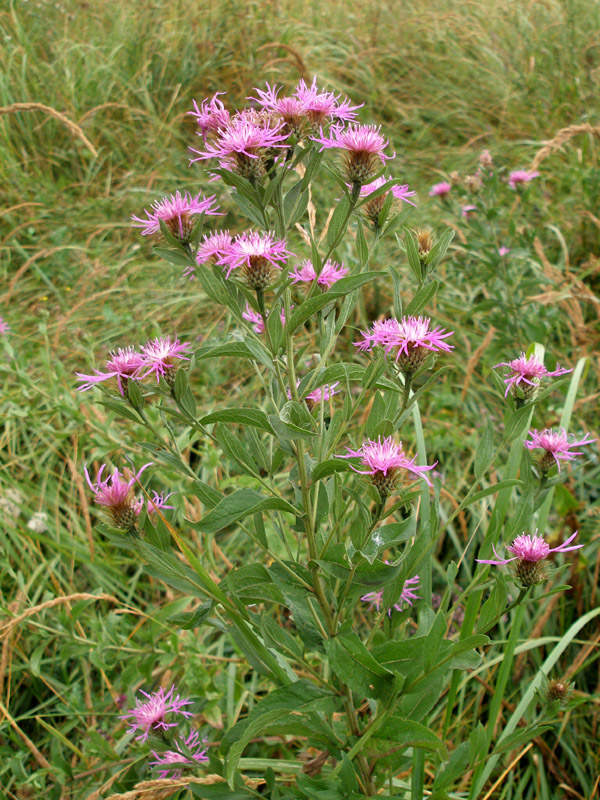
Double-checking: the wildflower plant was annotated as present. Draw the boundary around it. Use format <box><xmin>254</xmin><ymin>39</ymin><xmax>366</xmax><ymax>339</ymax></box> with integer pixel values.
<box><xmin>76</xmin><ymin>77</ymin><xmax>596</xmax><ymax>799</ymax></box>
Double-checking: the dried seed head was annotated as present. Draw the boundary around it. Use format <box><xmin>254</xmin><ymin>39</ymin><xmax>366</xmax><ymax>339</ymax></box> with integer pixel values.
<box><xmin>416</xmin><ymin>228</ymin><xmax>434</xmax><ymax>259</ymax></box>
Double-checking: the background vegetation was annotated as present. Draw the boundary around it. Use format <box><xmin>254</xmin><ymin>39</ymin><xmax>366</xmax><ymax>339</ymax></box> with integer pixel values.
<box><xmin>0</xmin><ymin>0</ymin><xmax>599</xmax><ymax>797</ymax></box>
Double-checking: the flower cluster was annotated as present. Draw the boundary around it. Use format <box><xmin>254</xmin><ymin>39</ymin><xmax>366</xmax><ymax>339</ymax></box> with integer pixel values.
<box><xmin>356</xmin><ymin>316</ymin><xmax>454</xmax><ymax>374</ymax></box>
<box><xmin>524</xmin><ymin>428</ymin><xmax>595</xmax><ymax>474</ymax></box>
<box><xmin>361</xmin><ymin>575</ymin><xmax>421</xmax><ymax>615</ymax></box>
<box><xmin>76</xmin><ymin>336</ymin><xmax>191</xmax><ymax>395</ymax></box>
<box><xmin>338</xmin><ymin>436</ymin><xmax>436</xmax><ymax>496</ymax></box>
<box><xmin>85</xmin><ymin>463</ymin><xmax>173</xmax><ymax>530</ymax></box>
<box><xmin>494</xmin><ymin>352</ymin><xmax>571</xmax><ymax>399</ymax></box>
<box><xmin>132</xmin><ymin>191</ymin><xmax>222</xmax><ymax>243</ymax></box>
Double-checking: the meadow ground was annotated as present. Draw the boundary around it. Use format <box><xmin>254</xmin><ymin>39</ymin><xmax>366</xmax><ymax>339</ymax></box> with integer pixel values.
<box><xmin>0</xmin><ymin>0</ymin><xmax>599</xmax><ymax>797</ymax></box>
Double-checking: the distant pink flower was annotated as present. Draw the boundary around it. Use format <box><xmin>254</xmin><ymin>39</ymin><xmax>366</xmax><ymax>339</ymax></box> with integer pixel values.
<box><xmin>338</xmin><ymin>436</ymin><xmax>436</xmax><ymax>495</ymax></box>
<box><xmin>429</xmin><ymin>181</ymin><xmax>451</xmax><ymax>197</ymax></box>
<box><xmin>122</xmin><ymin>685</ymin><xmax>193</xmax><ymax>742</ymax></box>
<box><xmin>495</xmin><ymin>352</ymin><xmax>571</xmax><ymax>398</ymax></box>
<box><xmin>140</xmin><ymin>336</ymin><xmax>192</xmax><ymax>384</ymax></box>
<box><xmin>462</xmin><ymin>204</ymin><xmax>477</xmax><ymax>218</ymax></box>
<box><xmin>311</xmin><ymin>123</ymin><xmax>394</xmax><ymax>184</ymax></box>
<box><xmin>305</xmin><ymin>382</ymin><xmax>340</xmax><ymax>405</ymax></box>
<box><xmin>290</xmin><ymin>259</ymin><xmax>348</xmax><ymax>289</ymax></box>
<box><xmin>188</xmin><ymin>93</ymin><xmax>230</xmax><ymax>139</ymax></box>
<box><xmin>498</xmin><ymin>246</ymin><xmax>510</xmax><ymax>257</ymax></box>
<box><xmin>509</xmin><ymin>169</ymin><xmax>540</xmax><ymax>189</ymax></box>
<box><xmin>361</xmin><ymin>575</ymin><xmax>421</xmax><ymax>614</ymax></box>
<box><xmin>524</xmin><ymin>428</ymin><xmax>595</xmax><ymax>473</ymax></box>
<box><xmin>356</xmin><ymin>316</ymin><xmax>454</xmax><ymax>373</ymax></box>
<box><xmin>242</xmin><ymin>302</ymin><xmax>287</xmax><ymax>334</ymax></box>
<box><xmin>185</xmin><ymin>230</ymin><xmax>233</xmax><ymax>279</ymax></box>
<box><xmin>359</xmin><ymin>176</ymin><xmax>417</xmax><ymax>206</ymax></box>
<box><xmin>0</xmin><ymin>317</ymin><xmax>9</xmax><ymax>335</ymax></box>
<box><xmin>76</xmin><ymin>347</ymin><xmax>145</xmax><ymax>396</ymax></box>
<box><xmin>477</xmin><ymin>530</ymin><xmax>582</xmax><ymax>566</ymax></box>
<box><xmin>294</xmin><ymin>77</ymin><xmax>362</xmax><ymax>124</ymax></box>
<box><xmin>150</xmin><ymin>731</ymin><xmax>208</xmax><ymax>779</ymax></box>
<box><xmin>132</xmin><ymin>191</ymin><xmax>222</xmax><ymax>242</ymax></box>
<box><xmin>479</xmin><ymin>150</ymin><xmax>493</xmax><ymax>168</ymax></box>
<box><xmin>219</xmin><ymin>230</ymin><xmax>293</xmax><ymax>289</ymax></box>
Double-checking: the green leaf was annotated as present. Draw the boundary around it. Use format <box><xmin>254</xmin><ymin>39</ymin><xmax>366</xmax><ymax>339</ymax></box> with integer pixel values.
<box><xmin>283</xmin><ymin>179</ymin><xmax>309</xmax><ymax>229</ymax></box>
<box><xmin>404</xmin><ymin>227</ymin><xmax>422</xmax><ymax>282</ymax></box>
<box><xmin>199</xmin><ymin>408</ymin><xmax>275</xmax><ymax>434</ymax></box>
<box><xmin>369</xmin><ymin>718</ymin><xmax>447</xmax><ymax>757</ymax></box>
<box><xmin>215</xmin><ymin>425</ymin><xmax>259</xmax><ymax>475</ymax></box>
<box><xmin>432</xmin><ymin>742</ymin><xmax>470</xmax><ymax>791</ymax></box>
<box><xmin>153</xmin><ymin>245</ymin><xmax>194</xmax><ymax>268</ymax></box>
<box><xmin>310</xmin><ymin>458</ymin><xmax>355</xmax><ymax>482</ymax></box>
<box><xmin>196</xmin><ymin>342</ymin><xmax>255</xmax><ymax>361</ymax></box>
<box><xmin>405</xmin><ymin>280</ymin><xmax>439</xmax><ymax>316</ymax></box>
<box><xmin>503</xmin><ymin>404</ymin><xmax>533</xmax><ymax>442</ymax></box>
<box><xmin>477</xmin><ymin>576</ymin><xmax>508</xmax><ymax>634</ymax></box>
<box><xmin>169</xmin><ymin>602</ymin><xmax>213</xmax><ymax>629</ymax></box>
<box><xmin>425</xmin><ymin>227</ymin><xmax>455</xmax><ymax>269</ymax></box>
<box><xmin>326</xmin><ymin>195</ymin><xmax>351</xmax><ymax>250</ymax></box>
<box><xmin>194</xmin><ymin>488</ymin><xmax>297</xmax><ymax>533</ymax></box>
<box><xmin>463</xmin><ymin>479</ymin><xmax>522</xmax><ymax>507</ymax></box>
<box><xmin>356</xmin><ymin>218</ymin><xmax>369</xmax><ymax>265</ymax></box>
<box><xmin>474</xmin><ymin>419</ymin><xmax>494</xmax><ymax>479</ymax></box>
<box><xmin>127</xmin><ymin>378</ymin><xmax>144</xmax><ymax>411</ymax></box>
<box><xmin>99</xmin><ymin>399</ymin><xmax>143</xmax><ymax>423</ymax></box>
<box><xmin>325</xmin><ymin>631</ymin><xmax>394</xmax><ymax>698</ymax></box>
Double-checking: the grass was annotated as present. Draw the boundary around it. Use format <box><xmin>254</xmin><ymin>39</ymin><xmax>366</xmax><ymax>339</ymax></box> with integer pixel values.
<box><xmin>0</xmin><ymin>0</ymin><xmax>599</xmax><ymax>798</ymax></box>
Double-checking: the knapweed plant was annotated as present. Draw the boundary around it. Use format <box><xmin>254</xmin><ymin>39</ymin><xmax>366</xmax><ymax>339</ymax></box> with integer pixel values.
<box><xmin>78</xmin><ymin>79</ymin><xmax>595</xmax><ymax>798</ymax></box>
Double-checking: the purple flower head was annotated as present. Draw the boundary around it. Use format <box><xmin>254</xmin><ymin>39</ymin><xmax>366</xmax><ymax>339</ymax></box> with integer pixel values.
<box><xmin>361</xmin><ymin>575</ymin><xmax>421</xmax><ymax>615</ymax></box>
<box><xmin>494</xmin><ymin>352</ymin><xmax>572</xmax><ymax>399</ymax></box>
<box><xmin>242</xmin><ymin>302</ymin><xmax>287</xmax><ymax>334</ymax></box>
<box><xmin>188</xmin><ymin>93</ymin><xmax>231</xmax><ymax>140</ymax></box>
<box><xmin>509</xmin><ymin>169</ymin><xmax>540</xmax><ymax>189</ymax></box>
<box><xmin>150</xmin><ymin>731</ymin><xmax>208</xmax><ymax>779</ymax></box>
<box><xmin>76</xmin><ymin>346</ymin><xmax>145</xmax><ymax>396</ymax></box>
<box><xmin>294</xmin><ymin>77</ymin><xmax>362</xmax><ymax>125</ymax></box>
<box><xmin>498</xmin><ymin>246</ymin><xmax>510</xmax><ymax>257</ymax></box>
<box><xmin>132</xmin><ymin>191</ymin><xmax>222</xmax><ymax>243</ymax></box>
<box><xmin>358</xmin><ymin>176</ymin><xmax>416</xmax><ymax>224</ymax></box>
<box><xmin>524</xmin><ymin>427</ymin><xmax>595</xmax><ymax>474</ymax></box>
<box><xmin>429</xmin><ymin>181</ymin><xmax>451</xmax><ymax>198</ymax></box>
<box><xmin>462</xmin><ymin>204</ymin><xmax>477</xmax><ymax>218</ymax></box>
<box><xmin>139</xmin><ymin>336</ymin><xmax>192</xmax><ymax>386</ymax></box>
<box><xmin>251</xmin><ymin>83</ymin><xmax>307</xmax><ymax>134</ymax></box>
<box><xmin>356</xmin><ymin>315</ymin><xmax>454</xmax><ymax>374</ymax></box>
<box><xmin>0</xmin><ymin>317</ymin><xmax>9</xmax><ymax>335</ymax></box>
<box><xmin>84</xmin><ymin>462</ymin><xmax>152</xmax><ymax>530</ymax></box>
<box><xmin>184</xmin><ymin>230</ymin><xmax>233</xmax><ymax>279</ymax></box>
<box><xmin>190</xmin><ymin>112</ymin><xmax>290</xmax><ymax>178</ymax></box>
<box><xmin>290</xmin><ymin>259</ymin><xmax>348</xmax><ymax>289</ymax></box>
<box><xmin>311</xmin><ymin>123</ymin><xmax>394</xmax><ymax>184</ymax></box>
<box><xmin>338</xmin><ymin>435</ymin><xmax>436</xmax><ymax>495</ymax></box>
<box><xmin>219</xmin><ymin>230</ymin><xmax>293</xmax><ymax>289</ymax></box>
<box><xmin>121</xmin><ymin>685</ymin><xmax>193</xmax><ymax>742</ymax></box>
<box><xmin>146</xmin><ymin>490</ymin><xmax>175</xmax><ymax>519</ymax></box>
<box><xmin>477</xmin><ymin>530</ymin><xmax>582</xmax><ymax>587</ymax></box>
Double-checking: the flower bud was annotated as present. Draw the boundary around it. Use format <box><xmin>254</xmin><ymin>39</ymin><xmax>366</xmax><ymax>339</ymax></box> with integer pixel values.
<box><xmin>416</xmin><ymin>228</ymin><xmax>434</xmax><ymax>260</ymax></box>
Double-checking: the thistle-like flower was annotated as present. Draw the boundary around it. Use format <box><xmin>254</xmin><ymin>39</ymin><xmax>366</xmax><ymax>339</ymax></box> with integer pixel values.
<box><xmin>338</xmin><ymin>436</ymin><xmax>436</xmax><ymax>495</ymax></box>
<box><xmin>359</xmin><ymin>176</ymin><xmax>416</xmax><ymax>224</ymax></box>
<box><xmin>524</xmin><ymin>428</ymin><xmax>595</xmax><ymax>474</ymax></box>
<box><xmin>85</xmin><ymin>463</ymin><xmax>151</xmax><ymax>530</ymax></box>
<box><xmin>76</xmin><ymin>347</ymin><xmax>145</xmax><ymax>396</ymax></box>
<box><xmin>290</xmin><ymin>259</ymin><xmax>348</xmax><ymax>289</ymax></box>
<box><xmin>188</xmin><ymin>93</ymin><xmax>231</xmax><ymax>140</ymax></box>
<box><xmin>189</xmin><ymin>112</ymin><xmax>290</xmax><ymax>178</ymax></box>
<box><xmin>150</xmin><ymin>731</ymin><xmax>208</xmax><ymax>779</ymax></box>
<box><xmin>311</xmin><ymin>123</ymin><xmax>394</xmax><ymax>184</ymax></box>
<box><xmin>219</xmin><ymin>230</ymin><xmax>293</xmax><ymax>289</ymax></box>
<box><xmin>477</xmin><ymin>529</ymin><xmax>583</xmax><ymax>587</ymax></box>
<box><xmin>356</xmin><ymin>316</ymin><xmax>454</xmax><ymax>374</ymax></box>
<box><xmin>498</xmin><ymin>246</ymin><xmax>510</xmax><ymax>257</ymax></box>
<box><xmin>121</xmin><ymin>685</ymin><xmax>193</xmax><ymax>742</ymax></box>
<box><xmin>361</xmin><ymin>575</ymin><xmax>421</xmax><ymax>614</ymax></box>
<box><xmin>139</xmin><ymin>337</ymin><xmax>192</xmax><ymax>386</ymax></box>
<box><xmin>541</xmin><ymin>676</ymin><xmax>572</xmax><ymax>706</ymax></box>
<box><xmin>184</xmin><ymin>230</ymin><xmax>234</xmax><ymax>279</ymax></box>
<box><xmin>132</xmin><ymin>191</ymin><xmax>222</xmax><ymax>243</ymax></box>
<box><xmin>293</xmin><ymin>77</ymin><xmax>362</xmax><ymax>125</ymax></box>
<box><xmin>494</xmin><ymin>352</ymin><xmax>571</xmax><ymax>399</ymax></box>
<box><xmin>250</xmin><ymin>83</ymin><xmax>307</xmax><ymax>135</ymax></box>
<box><xmin>429</xmin><ymin>181</ymin><xmax>451</xmax><ymax>198</ymax></box>
<box><xmin>508</xmin><ymin>169</ymin><xmax>540</xmax><ymax>189</ymax></box>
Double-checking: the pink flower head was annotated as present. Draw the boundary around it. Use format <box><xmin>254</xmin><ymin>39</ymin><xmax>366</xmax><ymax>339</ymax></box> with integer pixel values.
<box><xmin>150</xmin><ymin>731</ymin><xmax>208</xmax><ymax>779</ymax></box>
<box><xmin>305</xmin><ymin>381</ymin><xmax>340</xmax><ymax>405</ymax></box>
<box><xmin>184</xmin><ymin>230</ymin><xmax>233</xmax><ymax>279</ymax></box>
<box><xmin>294</xmin><ymin>77</ymin><xmax>362</xmax><ymax>125</ymax></box>
<box><xmin>219</xmin><ymin>230</ymin><xmax>293</xmax><ymax>289</ymax></box>
<box><xmin>242</xmin><ymin>302</ymin><xmax>287</xmax><ymax>334</ymax></box>
<box><xmin>338</xmin><ymin>435</ymin><xmax>436</xmax><ymax>495</ymax></box>
<box><xmin>146</xmin><ymin>490</ymin><xmax>175</xmax><ymax>519</ymax></box>
<box><xmin>477</xmin><ymin>530</ymin><xmax>583</xmax><ymax>586</ymax></box>
<box><xmin>290</xmin><ymin>259</ymin><xmax>349</xmax><ymax>289</ymax></box>
<box><xmin>498</xmin><ymin>246</ymin><xmax>510</xmax><ymax>257</ymax></box>
<box><xmin>356</xmin><ymin>315</ymin><xmax>454</xmax><ymax>374</ymax></box>
<box><xmin>361</xmin><ymin>575</ymin><xmax>421</xmax><ymax>615</ymax></box>
<box><xmin>478</xmin><ymin>150</ymin><xmax>493</xmax><ymax>168</ymax></box>
<box><xmin>76</xmin><ymin>346</ymin><xmax>145</xmax><ymax>396</ymax></box>
<box><xmin>189</xmin><ymin>112</ymin><xmax>290</xmax><ymax>178</ymax></box>
<box><xmin>311</xmin><ymin>123</ymin><xmax>394</xmax><ymax>184</ymax></box>
<box><xmin>495</xmin><ymin>352</ymin><xmax>571</xmax><ymax>399</ymax></box>
<box><xmin>524</xmin><ymin>428</ymin><xmax>595</xmax><ymax>473</ymax></box>
<box><xmin>509</xmin><ymin>169</ymin><xmax>540</xmax><ymax>189</ymax></box>
<box><xmin>84</xmin><ymin>462</ymin><xmax>151</xmax><ymax>530</ymax></box>
<box><xmin>0</xmin><ymin>317</ymin><xmax>9</xmax><ymax>335</ymax></box>
<box><xmin>139</xmin><ymin>336</ymin><xmax>192</xmax><ymax>384</ymax></box>
<box><xmin>359</xmin><ymin>176</ymin><xmax>417</xmax><ymax>206</ymax></box>
<box><xmin>462</xmin><ymin>204</ymin><xmax>477</xmax><ymax>218</ymax></box>
<box><xmin>131</xmin><ymin>191</ymin><xmax>222</xmax><ymax>242</ymax></box>
<box><xmin>121</xmin><ymin>685</ymin><xmax>193</xmax><ymax>742</ymax></box>
<box><xmin>429</xmin><ymin>181</ymin><xmax>451</xmax><ymax>197</ymax></box>
<box><xmin>250</xmin><ymin>83</ymin><xmax>307</xmax><ymax>133</ymax></box>
<box><xmin>188</xmin><ymin>93</ymin><xmax>230</xmax><ymax>139</ymax></box>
